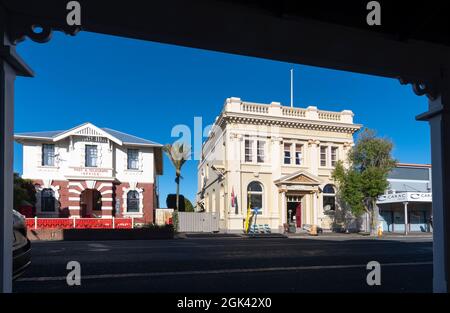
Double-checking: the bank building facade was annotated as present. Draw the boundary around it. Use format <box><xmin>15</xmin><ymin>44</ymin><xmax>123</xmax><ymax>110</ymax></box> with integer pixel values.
<box><xmin>197</xmin><ymin>97</ymin><xmax>362</xmax><ymax>233</ymax></box>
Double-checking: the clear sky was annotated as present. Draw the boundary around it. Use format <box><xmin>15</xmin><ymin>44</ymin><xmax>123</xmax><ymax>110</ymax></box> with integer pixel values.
<box><xmin>13</xmin><ymin>31</ymin><xmax>431</xmax><ymax>205</ymax></box>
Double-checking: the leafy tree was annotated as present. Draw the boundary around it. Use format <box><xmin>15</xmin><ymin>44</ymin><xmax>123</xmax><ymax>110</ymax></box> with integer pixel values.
<box><xmin>332</xmin><ymin>129</ymin><xmax>396</xmax><ymax>234</ymax></box>
<box><xmin>13</xmin><ymin>173</ymin><xmax>36</xmax><ymax>211</ymax></box>
<box><xmin>163</xmin><ymin>143</ymin><xmax>191</xmax><ymax>211</ymax></box>
<box><xmin>184</xmin><ymin>198</ymin><xmax>194</xmax><ymax>212</ymax></box>
<box><xmin>166</xmin><ymin>194</ymin><xmax>186</xmax><ymax>211</ymax></box>
<box><xmin>166</xmin><ymin>194</ymin><xmax>194</xmax><ymax>212</ymax></box>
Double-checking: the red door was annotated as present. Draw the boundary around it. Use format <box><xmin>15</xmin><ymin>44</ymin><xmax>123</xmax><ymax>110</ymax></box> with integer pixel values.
<box><xmin>295</xmin><ymin>203</ymin><xmax>302</xmax><ymax>227</ymax></box>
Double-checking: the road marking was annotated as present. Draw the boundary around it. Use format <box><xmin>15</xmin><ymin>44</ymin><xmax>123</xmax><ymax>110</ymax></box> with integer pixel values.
<box><xmin>17</xmin><ymin>261</ymin><xmax>432</xmax><ymax>282</ymax></box>
<box><xmin>88</xmin><ymin>243</ymin><xmax>109</xmax><ymax>248</ymax></box>
<box><xmin>31</xmin><ymin>240</ymin><xmax>432</xmax><ymax>251</ymax></box>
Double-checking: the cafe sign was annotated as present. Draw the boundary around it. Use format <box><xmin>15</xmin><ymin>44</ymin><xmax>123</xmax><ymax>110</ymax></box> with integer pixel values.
<box><xmin>377</xmin><ymin>192</ymin><xmax>432</xmax><ymax>204</ymax></box>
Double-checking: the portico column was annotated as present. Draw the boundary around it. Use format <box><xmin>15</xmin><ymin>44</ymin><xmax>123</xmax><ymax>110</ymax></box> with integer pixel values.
<box><xmin>313</xmin><ymin>192</ymin><xmax>319</xmax><ymax>226</ymax></box>
<box><xmin>416</xmin><ymin>72</ymin><xmax>450</xmax><ymax>293</ymax></box>
<box><xmin>0</xmin><ymin>17</ymin><xmax>33</xmax><ymax>293</ymax></box>
<box><xmin>227</xmin><ymin>132</ymin><xmax>242</xmax><ymax>216</ymax></box>
<box><xmin>403</xmin><ymin>201</ymin><xmax>408</xmax><ymax>235</ymax></box>
<box><xmin>271</xmin><ymin>136</ymin><xmax>282</xmax><ymax>227</ymax></box>
<box><xmin>281</xmin><ymin>189</ymin><xmax>287</xmax><ymax>232</ymax></box>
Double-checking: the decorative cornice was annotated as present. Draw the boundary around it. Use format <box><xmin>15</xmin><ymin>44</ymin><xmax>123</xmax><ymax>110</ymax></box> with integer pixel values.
<box><xmin>221</xmin><ymin>113</ymin><xmax>361</xmax><ymax>134</ymax></box>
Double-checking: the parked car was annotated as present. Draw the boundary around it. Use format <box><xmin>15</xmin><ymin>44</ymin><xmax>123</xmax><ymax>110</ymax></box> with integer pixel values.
<box><xmin>12</xmin><ymin>209</ymin><xmax>31</xmax><ymax>280</ymax></box>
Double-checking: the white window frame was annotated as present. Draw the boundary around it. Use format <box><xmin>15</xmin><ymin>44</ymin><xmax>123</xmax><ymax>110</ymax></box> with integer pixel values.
<box><xmin>283</xmin><ymin>143</ymin><xmax>292</xmax><ymax>165</ymax></box>
<box><xmin>320</xmin><ymin>145</ymin><xmax>328</xmax><ymax>167</ymax></box>
<box><xmin>244</xmin><ymin>138</ymin><xmax>253</xmax><ymax>163</ymax></box>
<box><xmin>122</xmin><ymin>186</ymin><xmax>144</xmax><ymax>217</ymax></box>
<box><xmin>41</xmin><ymin>143</ymin><xmax>56</xmax><ymax>167</ymax></box>
<box><xmin>35</xmin><ymin>184</ymin><xmax>60</xmax><ymax>216</ymax></box>
<box><xmin>256</xmin><ymin>140</ymin><xmax>266</xmax><ymax>163</ymax></box>
<box><xmin>331</xmin><ymin>146</ymin><xmax>338</xmax><ymax>167</ymax></box>
<box><xmin>243</xmin><ymin>137</ymin><xmax>268</xmax><ymax>164</ymax></box>
<box><xmin>295</xmin><ymin>144</ymin><xmax>303</xmax><ymax>166</ymax></box>
<box><xmin>323</xmin><ymin>184</ymin><xmax>336</xmax><ymax>211</ymax></box>
<box><xmin>246</xmin><ymin>181</ymin><xmax>265</xmax><ymax>215</ymax></box>
<box><xmin>127</xmin><ymin>148</ymin><xmax>140</xmax><ymax>170</ymax></box>
<box><xmin>85</xmin><ymin>144</ymin><xmax>98</xmax><ymax>168</ymax></box>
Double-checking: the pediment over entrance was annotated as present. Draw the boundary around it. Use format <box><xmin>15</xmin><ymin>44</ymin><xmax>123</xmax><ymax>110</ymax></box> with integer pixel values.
<box><xmin>274</xmin><ymin>170</ymin><xmax>321</xmax><ymax>186</ymax></box>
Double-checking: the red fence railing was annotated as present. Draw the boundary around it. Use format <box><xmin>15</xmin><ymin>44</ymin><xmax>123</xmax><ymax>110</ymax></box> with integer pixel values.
<box><xmin>26</xmin><ymin>218</ymin><xmax>133</xmax><ymax>230</ymax></box>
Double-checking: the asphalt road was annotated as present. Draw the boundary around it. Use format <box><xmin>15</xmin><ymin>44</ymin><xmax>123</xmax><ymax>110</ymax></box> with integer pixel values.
<box><xmin>13</xmin><ymin>236</ymin><xmax>433</xmax><ymax>293</ymax></box>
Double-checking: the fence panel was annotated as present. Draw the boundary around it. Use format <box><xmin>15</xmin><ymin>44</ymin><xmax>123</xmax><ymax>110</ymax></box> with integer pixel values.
<box><xmin>178</xmin><ymin>212</ymin><xmax>219</xmax><ymax>233</ymax></box>
<box><xmin>25</xmin><ymin>218</ymin><xmax>133</xmax><ymax>229</ymax></box>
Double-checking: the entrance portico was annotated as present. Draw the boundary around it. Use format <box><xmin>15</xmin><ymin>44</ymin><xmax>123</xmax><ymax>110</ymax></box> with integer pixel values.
<box><xmin>275</xmin><ymin>170</ymin><xmax>321</xmax><ymax>230</ymax></box>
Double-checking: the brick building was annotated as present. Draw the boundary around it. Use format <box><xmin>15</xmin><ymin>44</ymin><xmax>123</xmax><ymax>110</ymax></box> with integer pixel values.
<box><xmin>14</xmin><ymin>122</ymin><xmax>163</xmax><ymax>224</ymax></box>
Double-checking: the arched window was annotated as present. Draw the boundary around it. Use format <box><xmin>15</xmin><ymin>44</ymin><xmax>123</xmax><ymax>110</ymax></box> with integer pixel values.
<box><xmin>41</xmin><ymin>188</ymin><xmax>55</xmax><ymax>212</ymax></box>
<box><xmin>247</xmin><ymin>181</ymin><xmax>263</xmax><ymax>214</ymax></box>
<box><xmin>323</xmin><ymin>184</ymin><xmax>336</xmax><ymax>211</ymax></box>
<box><xmin>127</xmin><ymin>190</ymin><xmax>140</xmax><ymax>213</ymax></box>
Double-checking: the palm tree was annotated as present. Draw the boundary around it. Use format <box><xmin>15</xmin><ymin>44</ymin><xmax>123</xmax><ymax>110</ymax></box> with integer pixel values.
<box><xmin>163</xmin><ymin>143</ymin><xmax>191</xmax><ymax>210</ymax></box>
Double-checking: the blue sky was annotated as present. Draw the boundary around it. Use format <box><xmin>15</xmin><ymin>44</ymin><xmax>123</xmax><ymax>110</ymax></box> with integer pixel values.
<box><xmin>14</xmin><ymin>32</ymin><xmax>430</xmax><ymax>205</ymax></box>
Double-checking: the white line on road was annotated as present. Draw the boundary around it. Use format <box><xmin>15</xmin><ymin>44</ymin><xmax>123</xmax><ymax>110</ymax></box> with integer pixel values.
<box><xmin>17</xmin><ymin>261</ymin><xmax>432</xmax><ymax>282</ymax></box>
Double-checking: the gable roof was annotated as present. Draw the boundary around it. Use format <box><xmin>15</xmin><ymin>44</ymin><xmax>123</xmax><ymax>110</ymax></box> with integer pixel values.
<box><xmin>102</xmin><ymin>128</ymin><xmax>161</xmax><ymax>147</ymax></box>
<box><xmin>14</xmin><ymin>122</ymin><xmax>162</xmax><ymax>147</ymax></box>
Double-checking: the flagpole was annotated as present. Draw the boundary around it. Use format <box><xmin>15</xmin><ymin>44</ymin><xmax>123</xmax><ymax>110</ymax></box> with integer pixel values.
<box><xmin>290</xmin><ymin>68</ymin><xmax>294</xmax><ymax>108</ymax></box>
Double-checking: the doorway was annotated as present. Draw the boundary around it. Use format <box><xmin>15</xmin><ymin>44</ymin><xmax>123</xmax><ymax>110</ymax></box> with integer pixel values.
<box><xmin>80</xmin><ymin>189</ymin><xmax>102</xmax><ymax>218</ymax></box>
<box><xmin>287</xmin><ymin>195</ymin><xmax>303</xmax><ymax>228</ymax></box>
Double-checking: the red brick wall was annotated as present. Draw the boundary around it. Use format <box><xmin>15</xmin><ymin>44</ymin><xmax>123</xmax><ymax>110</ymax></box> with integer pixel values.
<box><xmin>32</xmin><ymin>179</ymin><xmax>71</xmax><ymax>217</ymax></box>
<box><xmin>115</xmin><ymin>182</ymin><xmax>155</xmax><ymax>224</ymax></box>
<box><xmin>31</xmin><ymin>179</ymin><xmax>155</xmax><ymax>223</ymax></box>
<box><xmin>58</xmin><ymin>181</ymin><xmax>70</xmax><ymax>217</ymax></box>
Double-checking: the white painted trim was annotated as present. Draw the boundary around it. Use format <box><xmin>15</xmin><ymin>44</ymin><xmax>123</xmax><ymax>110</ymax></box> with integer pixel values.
<box><xmin>53</xmin><ymin>122</ymin><xmax>123</xmax><ymax>146</ymax></box>
<box><xmin>122</xmin><ymin>213</ymin><xmax>144</xmax><ymax>218</ymax></box>
<box><xmin>245</xmin><ymin>180</ymin><xmax>267</xmax><ymax>217</ymax></box>
<box><xmin>69</xmin><ymin>206</ymin><xmax>80</xmax><ymax>210</ymax></box>
<box><xmin>35</xmin><ymin>183</ymin><xmax>60</xmax><ymax>214</ymax></box>
<box><xmin>68</xmin><ymin>189</ymin><xmax>81</xmax><ymax>195</ymax></box>
<box><xmin>102</xmin><ymin>198</ymin><xmax>113</xmax><ymax>202</ymax></box>
<box><xmin>68</xmin><ymin>182</ymin><xmax>84</xmax><ymax>190</ymax></box>
<box><xmin>122</xmin><ymin>185</ymin><xmax>144</xmax><ymax>215</ymax></box>
<box><xmin>102</xmin><ymin>207</ymin><xmax>113</xmax><ymax>211</ymax></box>
<box><xmin>101</xmin><ymin>190</ymin><xmax>113</xmax><ymax>195</ymax></box>
<box><xmin>97</xmin><ymin>182</ymin><xmax>113</xmax><ymax>191</ymax></box>
<box><xmin>387</xmin><ymin>178</ymin><xmax>430</xmax><ymax>183</ymax></box>
<box><xmin>85</xmin><ymin>180</ymin><xmax>96</xmax><ymax>189</ymax></box>
<box><xmin>68</xmin><ymin>197</ymin><xmax>80</xmax><ymax>201</ymax></box>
